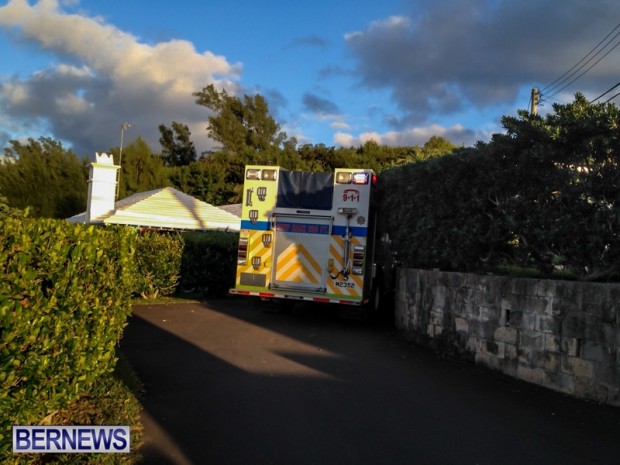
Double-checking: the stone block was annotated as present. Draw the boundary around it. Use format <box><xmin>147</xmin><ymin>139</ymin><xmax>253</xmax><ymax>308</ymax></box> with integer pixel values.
<box><xmin>580</xmin><ymin>341</ymin><xmax>607</xmax><ymax>363</ymax></box>
<box><xmin>475</xmin><ymin>352</ymin><xmax>502</xmax><ymax>370</ymax></box>
<box><xmin>479</xmin><ymin>304</ymin><xmax>496</xmax><ymax>322</ymax></box>
<box><xmin>542</xmin><ymin>352</ymin><xmax>561</xmax><ymax>372</ymax></box>
<box><xmin>562</xmin><ymin>315</ymin><xmax>586</xmax><ymax>338</ymax></box>
<box><xmin>519</xmin><ymin>330</ymin><xmax>545</xmax><ymax>351</ymax></box>
<box><xmin>482</xmin><ymin>340</ymin><xmax>505</xmax><ymax>358</ymax></box>
<box><xmin>501</xmin><ymin>297</ymin><xmax>512</xmax><ymax>311</ymax></box>
<box><xmin>495</xmin><ymin>326</ymin><xmax>518</xmax><ymax>345</ymax></box>
<box><xmin>573</xmin><ymin>380</ymin><xmax>609</xmax><ymax>403</ymax></box>
<box><xmin>427</xmin><ymin>324</ymin><xmax>435</xmax><ymax>338</ymax></box>
<box><xmin>517</xmin><ymin>365</ymin><xmax>545</xmax><ymax>385</ymax></box>
<box><xmin>535</xmin><ymin>279</ymin><xmax>558</xmax><ymax>299</ymax></box>
<box><xmin>466</xmin><ymin>336</ymin><xmax>482</xmax><ymax>353</ymax></box>
<box><xmin>544</xmin><ymin>334</ymin><xmax>561</xmax><ymax>353</ymax></box>
<box><xmin>602</xmin><ymin>324</ymin><xmax>616</xmax><ymax>349</ymax></box>
<box><xmin>521</xmin><ymin>312</ymin><xmax>538</xmax><ymax>331</ymax></box>
<box><xmin>518</xmin><ymin>347</ymin><xmax>535</xmax><ymax>365</ymax></box>
<box><xmin>562</xmin><ymin>357</ymin><xmax>595</xmax><ymax>378</ymax></box>
<box><xmin>455</xmin><ymin>317</ymin><xmax>469</xmax><ymax>333</ymax></box>
<box><xmin>505</xmin><ymin>343</ymin><xmax>518</xmax><ymax>360</ymax></box>
<box><xmin>430</xmin><ymin>310</ymin><xmax>443</xmax><ymax>326</ymax></box>
<box><xmin>543</xmin><ymin>371</ymin><xmax>574</xmax><ymax>394</ymax></box>
<box><xmin>506</xmin><ymin>309</ymin><xmax>523</xmax><ymax>329</ymax></box>
<box><xmin>561</xmin><ymin>338</ymin><xmax>581</xmax><ymax>357</ymax></box>
<box><xmin>524</xmin><ymin>295</ymin><xmax>550</xmax><ymax>316</ymax></box>
<box><xmin>538</xmin><ymin>316</ymin><xmax>560</xmax><ymax>334</ymax></box>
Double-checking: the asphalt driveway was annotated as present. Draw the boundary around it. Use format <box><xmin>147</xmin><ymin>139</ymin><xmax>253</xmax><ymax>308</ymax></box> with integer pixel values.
<box><xmin>120</xmin><ymin>297</ymin><xmax>620</xmax><ymax>465</ymax></box>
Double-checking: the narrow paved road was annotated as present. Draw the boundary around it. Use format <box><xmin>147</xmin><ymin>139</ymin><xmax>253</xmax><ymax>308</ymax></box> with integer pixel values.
<box><xmin>121</xmin><ymin>297</ymin><xmax>620</xmax><ymax>465</ymax></box>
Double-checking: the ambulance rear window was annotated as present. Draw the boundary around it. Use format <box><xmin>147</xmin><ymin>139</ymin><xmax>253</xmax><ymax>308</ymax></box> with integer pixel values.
<box><xmin>276</xmin><ymin>170</ymin><xmax>334</xmax><ymax>210</ymax></box>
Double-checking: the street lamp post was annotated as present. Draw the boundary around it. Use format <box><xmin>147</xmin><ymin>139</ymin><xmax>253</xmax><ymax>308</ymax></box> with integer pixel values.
<box><xmin>116</xmin><ymin>122</ymin><xmax>132</xmax><ymax>199</ymax></box>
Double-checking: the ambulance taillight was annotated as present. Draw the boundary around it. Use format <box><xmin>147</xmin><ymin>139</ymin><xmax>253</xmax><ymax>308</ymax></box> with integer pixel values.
<box><xmin>237</xmin><ymin>237</ymin><xmax>249</xmax><ymax>265</ymax></box>
<box><xmin>352</xmin><ymin>245</ymin><xmax>365</xmax><ymax>275</ymax></box>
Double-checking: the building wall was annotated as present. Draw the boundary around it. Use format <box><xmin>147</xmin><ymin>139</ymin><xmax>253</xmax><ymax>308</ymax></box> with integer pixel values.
<box><xmin>395</xmin><ymin>269</ymin><xmax>620</xmax><ymax>406</ymax></box>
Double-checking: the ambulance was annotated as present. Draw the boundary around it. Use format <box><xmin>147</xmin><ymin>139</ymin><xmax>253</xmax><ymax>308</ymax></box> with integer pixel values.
<box><xmin>230</xmin><ymin>165</ymin><xmax>389</xmax><ymax>317</ymax></box>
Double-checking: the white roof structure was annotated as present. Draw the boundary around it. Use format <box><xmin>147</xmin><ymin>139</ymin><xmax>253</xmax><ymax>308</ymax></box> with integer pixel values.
<box><xmin>68</xmin><ymin>187</ymin><xmax>240</xmax><ymax>232</ymax></box>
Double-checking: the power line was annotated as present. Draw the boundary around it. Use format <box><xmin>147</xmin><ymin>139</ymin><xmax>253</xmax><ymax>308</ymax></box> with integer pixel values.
<box><xmin>546</xmin><ymin>38</ymin><xmax>620</xmax><ymax>99</ymax></box>
<box><xmin>541</xmin><ymin>23</ymin><xmax>620</xmax><ymax>94</ymax></box>
<box><xmin>590</xmin><ymin>81</ymin><xmax>620</xmax><ymax>103</ymax></box>
<box><xmin>541</xmin><ymin>23</ymin><xmax>620</xmax><ymax>100</ymax></box>
<box><xmin>604</xmin><ymin>90</ymin><xmax>620</xmax><ymax>104</ymax></box>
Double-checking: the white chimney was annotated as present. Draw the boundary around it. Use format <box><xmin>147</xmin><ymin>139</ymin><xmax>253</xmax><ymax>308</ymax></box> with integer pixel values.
<box><xmin>86</xmin><ymin>152</ymin><xmax>120</xmax><ymax>223</ymax></box>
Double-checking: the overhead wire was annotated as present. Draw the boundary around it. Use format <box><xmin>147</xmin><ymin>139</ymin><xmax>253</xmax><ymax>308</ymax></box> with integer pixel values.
<box><xmin>590</xmin><ymin>81</ymin><xmax>620</xmax><ymax>103</ymax></box>
<box><xmin>604</xmin><ymin>91</ymin><xmax>620</xmax><ymax>104</ymax></box>
<box><xmin>540</xmin><ymin>23</ymin><xmax>620</xmax><ymax>102</ymax></box>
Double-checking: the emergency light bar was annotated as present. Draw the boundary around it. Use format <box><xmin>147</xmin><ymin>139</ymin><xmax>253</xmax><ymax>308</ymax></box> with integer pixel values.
<box><xmin>352</xmin><ymin>172</ymin><xmax>369</xmax><ymax>184</ymax></box>
<box><xmin>336</xmin><ymin>171</ymin><xmax>371</xmax><ymax>185</ymax></box>
<box><xmin>246</xmin><ymin>168</ymin><xmax>278</xmax><ymax>181</ymax></box>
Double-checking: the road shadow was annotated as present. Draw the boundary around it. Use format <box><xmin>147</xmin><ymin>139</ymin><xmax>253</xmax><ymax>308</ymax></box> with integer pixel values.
<box><xmin>120</xmin><ymin>298</ymin><xmax>620</xmax><ymax>465</ymax></box>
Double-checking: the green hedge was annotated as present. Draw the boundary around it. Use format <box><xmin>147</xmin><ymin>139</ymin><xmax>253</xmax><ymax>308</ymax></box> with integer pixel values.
<box><xmin>0</xmin><ymin>218</ymin><xmax>137</xmax><ymax>458</ymax></box>
<box><xmin>378</xmin><ymin>95</ymin><xmax>620</xmax><ymax>281</ymax></box>
<box><xmin>134</xmin><ymin>231</ymin><xmax>184</xmax><ymax>299</ymax></box>
<box><xmin>179</xmin><ymin>231</ymin><xmax>238</xmax><ymax>296</ymax></box>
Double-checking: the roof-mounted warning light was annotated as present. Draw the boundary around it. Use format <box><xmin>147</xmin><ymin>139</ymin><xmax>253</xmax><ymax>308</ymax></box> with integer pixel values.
<box><xmin>246</xmin><ymin>168</ymin><xmax>277</xmax><ymax>181</ymax></box>
<box><xmin>352</xmin><ymin>172</ymin><xmax>369</xmax><ymax>185</ymax></box>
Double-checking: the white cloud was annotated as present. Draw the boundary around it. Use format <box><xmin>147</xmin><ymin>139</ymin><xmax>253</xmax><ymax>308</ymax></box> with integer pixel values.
<box><xmin>0</xmin><ymin>0</ymin><xmax>241</xmax><ymax>155</ymax></box>
<box><xmin>345</xmin><ymin>1</ymin><xmax>620</xmax><ymax>122</ymax></box>
<box><xmin>334</xmin><ymin>123</ymin><xmax>485</xmax><ymax>148</ymax></box>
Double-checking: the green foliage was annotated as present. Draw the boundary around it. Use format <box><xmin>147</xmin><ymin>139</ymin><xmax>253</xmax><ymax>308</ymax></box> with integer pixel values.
<box><xmin>5</xmin><ymin>356</ymin><xmax>143</xmax><ymax>465</ymax></box>
<box><xmin>0</xmin><ymin>137</ymin><xmax>88</xmax><ymax>218</ymax></box>
<box><xmin>133</xmin><ymin>231</ymin><xmax>184</xmax><ymax>299</ymax></box>
<box><xmin>0</xmin><ymin>194</ymin><xmax>28</xmax><ymax>218</ymax></box>
<box><xmin>165</xmin><ymin>155</ymin><xmax>233</xmax><ymax>205</ymax></box>
<box><xmin>379</xmin><ymin>94</ymin><xmax>620</xmax><ymax>281</ymax></box>
<box><xmin>0</xmin><ymin>219</ymin><xmax>137</xmax><ymax>458</ymax></box>
<box><xmin>158</xmin><ymin>121</ymin><xmax>197</xmax><ymax>166</ymax></box>
<box><xmin>194</xmin><ymin>84</ymin><xmax>293</xmax><ymax>155</ymax></box>
<box><xmin>179</xmin><ymin>231</ymin><xmax>238</xmax><ymax>296</ymax></box>
<box><xmin>112</xmin><ymin>137</ymin><xmax>169</xmax><ymax>199</ymax></box>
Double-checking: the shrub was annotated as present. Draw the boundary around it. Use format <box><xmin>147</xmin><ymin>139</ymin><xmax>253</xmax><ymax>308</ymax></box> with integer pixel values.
<box><xmin>133</xmin><ymin>231</ymin><xmax>184</xmax><ymax>299</ymax></box>
<box><xmin>179</xmin><ymin>231</ymin><xmax>238</xmax><ymax>296</ymax></box>
<box><xmin>378</xmin><ymin>95</ymin><xmax>620</xmax><ymax>281</ymax></box>
<box><xmin>5</xmin><ymin>354</ymin><xmax>143</xmax><ymax>465</ymax></box>
<box><xmin>0</xmin><ymin>219</ymin><xmax>137</xmax><ymax>458</ymax></box>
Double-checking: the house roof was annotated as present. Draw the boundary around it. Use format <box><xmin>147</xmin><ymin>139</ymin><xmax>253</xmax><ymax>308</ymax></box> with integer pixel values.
<box><xmin>67</xmin><ymin>187</ymin><xmax>240</xmax><ymax>232</ymax></box>
<box><xmin>217</xmin><ymin>203</ymin><xmax>242</xmax><ymax>218</ymax></box>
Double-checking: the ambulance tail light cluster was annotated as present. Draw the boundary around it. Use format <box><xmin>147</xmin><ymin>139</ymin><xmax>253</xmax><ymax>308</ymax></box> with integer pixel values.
<box><xmin>352</xmin><ymin>245</ymin><xmax>365</xmax><ymax>275</ymax></box>
<box><xmin>237</xmin><ymin>237</ymin><xmax>249</xmax><ymax>265</ymax></box>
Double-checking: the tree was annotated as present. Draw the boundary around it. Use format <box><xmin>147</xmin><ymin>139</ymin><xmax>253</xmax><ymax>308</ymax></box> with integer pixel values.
<box><xmin>193</xmin><ymin>84</ymin><xmax>292</xmax><ymax>155</ymax></box>
<box><xmin>158</xmin><ymin>121</ymin><xmax>197</xmax><ymax>166</ymax></box>
<box><xmin>421</xmin><ymin>136</ymin><xmax>458</xmax><ymax>159</ymax></box>
<box><xmin>112</xmin><ymin>137</ymin><xmax>168</xmax><ymax>198</ymax></box>
<box><xmin>0</xmin><ymin>137</ymin><xmax>88</xmax><ymax>218</ymax></box>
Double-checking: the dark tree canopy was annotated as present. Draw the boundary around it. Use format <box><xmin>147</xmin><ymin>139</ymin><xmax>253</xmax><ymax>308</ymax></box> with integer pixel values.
<box><xmin>193</xmin><ymin>84</ymin><xmax>292</xmax><ymax>155</ymax></box>
<box><xmin>0</xmin><ymin>137</ymin><xmax>87</xmax><ymax>218</ymax></box>
<box><xmin>158</xmin><ymin>122</ymin><xmax>197</xmax><ymax>167</ymax></box>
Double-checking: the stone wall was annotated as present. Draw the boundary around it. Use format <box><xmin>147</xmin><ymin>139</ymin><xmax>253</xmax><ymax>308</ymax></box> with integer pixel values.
<box><xmin>395</xmin><ymin>269</ymin><xmax>620</xmax><ymax>406</ymax></box>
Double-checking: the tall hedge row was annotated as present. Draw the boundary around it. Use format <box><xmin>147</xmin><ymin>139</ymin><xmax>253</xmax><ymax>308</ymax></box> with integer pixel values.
<box><xmin>180</xmin><ymin>231</ymin><xmax>238</xmax><ymax>296</ymax></box>
<box><xmin>0</xmin><ymin>218</ymin><xmax>137</xmax><ymax>455</ymax></box>
<box><xmin>134</xmin><ymin>231</ymin><xmax>184</xmax><ymax>299</ymax></box>
<box><xmin>378</xmin><ymin>95</ymin><xmax>620</xmax><ymax>281</ymax></box>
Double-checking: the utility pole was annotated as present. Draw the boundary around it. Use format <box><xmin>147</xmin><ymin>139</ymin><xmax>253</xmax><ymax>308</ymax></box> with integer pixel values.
<box><xmin>116</xmin><ymin>122</ymin><xmax>132</xmax><ymax>199</ymax></box>
<box><xmin>530</xmin><ymin>87</ymin><xmax>540</xmax><ymax>116</ymax></box>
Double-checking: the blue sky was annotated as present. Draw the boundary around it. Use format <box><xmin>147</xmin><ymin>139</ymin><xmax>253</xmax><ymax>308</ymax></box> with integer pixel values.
<box><xmin>0</xmin><ymin>0</ymin><xmax>619</xmax><ymax>157</ymax></box>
